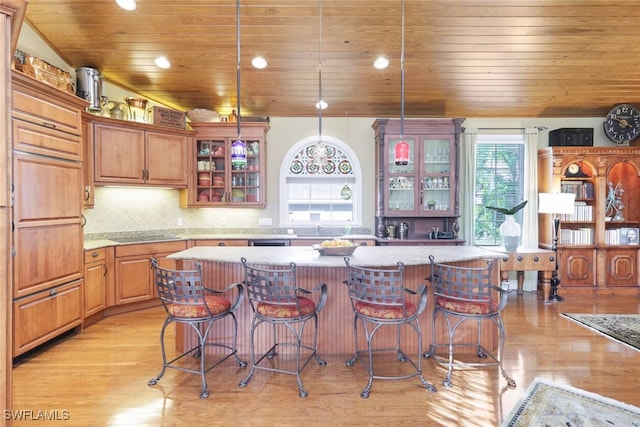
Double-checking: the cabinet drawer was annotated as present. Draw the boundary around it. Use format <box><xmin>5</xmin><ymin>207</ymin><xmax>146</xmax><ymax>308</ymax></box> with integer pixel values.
<box><xmin>114</xmin><ymin>240</ymin><xmax>187</xmax><ymax>257</ymax></box>
<box><xmin>13</xmin><ymin>118</ymin><xmax>82</xmax><ymax>160</ymax></box>
<box><xmin>12</xmin><ymin>76</ymin><xmax>84</xmax><ymax>136</ymax></box>
<box><xmin>193</xmin><ymin>239</ymin><xmax>248</xmax><ymax>247</ymax></box>
<box><xmin>85</xmin><ymin>247</ymin><xmax>107</xmax><ymax>263</ymax></box>
<box><xmin>13</xmin><ymin>280</ymin><xmax>83</xmax><ymax>357</ymax></box>
<box><xmin>14</xmin><ymin>223</ymin><xmax>83</xmax><ymax>298</ymax></box>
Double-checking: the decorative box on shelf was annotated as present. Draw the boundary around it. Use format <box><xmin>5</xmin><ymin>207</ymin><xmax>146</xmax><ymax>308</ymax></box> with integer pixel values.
<box><xmin>152</xmin><ymin>106</ymin><xmax>186</xmax><ymax>129</ymax></box>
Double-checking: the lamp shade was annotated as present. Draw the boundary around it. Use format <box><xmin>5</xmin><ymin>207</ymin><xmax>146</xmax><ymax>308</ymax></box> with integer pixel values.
<box><xmin>538</xmin><ymin>192</ymin><xmax>576</xmax><ymax>214</ymax></box>
<box><xmin>394</xmin><ymin>140</ymin><xmax>409</xmax><ymax>165</ymax></box>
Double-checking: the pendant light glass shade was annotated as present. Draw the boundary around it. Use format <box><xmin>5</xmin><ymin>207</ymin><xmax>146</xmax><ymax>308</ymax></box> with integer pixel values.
<box><xmin>394</xmin><ymin>140</ymin><xmax>409</xmax><ymax>165</ymax></box>
<box><xmin>393</xmin><ymin>0</ymin><xmax>407</xmax><ymax>166</ymax></box>
<box><xmin>231</xmin><ymin>139</ymin><xmax>247</xmax><ymax>169</ymax></box>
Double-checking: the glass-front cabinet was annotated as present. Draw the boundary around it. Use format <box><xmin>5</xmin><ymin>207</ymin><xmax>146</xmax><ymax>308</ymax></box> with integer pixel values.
<box><xmin>374</xmin><ymin>118</ymin><xmax>463</xmax><ymax>244</ymax></box>
<box><xmin>180</xmin><ymin>122</ymin><xmax>269</xmax><ymax>207</ymax></box>
<box><xmin>385</xmin><ymin>136</ymin><xmax>454</xmax><ymax>215</ymax></box>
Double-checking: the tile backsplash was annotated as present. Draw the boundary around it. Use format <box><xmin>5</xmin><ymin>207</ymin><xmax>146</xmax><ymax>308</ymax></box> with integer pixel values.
<box><xmin>83</xmin><ymin>187</ymin><xmax>271</xmax><ymax>234</ymax></box>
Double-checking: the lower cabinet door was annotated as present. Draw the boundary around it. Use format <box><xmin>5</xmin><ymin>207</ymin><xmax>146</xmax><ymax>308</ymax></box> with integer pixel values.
<box><xmin>559</xmin><ymin>248</ymin><xmax>595</xmax><ymax>287</ymax></box>
<box><xmin>115</xmin><ymin>255</ymin><xmax>153</xmax><ymax>304</ymax></box>
<box><xmin>13</xmin><ymin>280</ymin><xmax>82</xmax><ymax>357</ymax></box>
<box><xmin>606</xmin><ymin>248</ymin><xmax>639</xmax><ymax>287</ymax></box>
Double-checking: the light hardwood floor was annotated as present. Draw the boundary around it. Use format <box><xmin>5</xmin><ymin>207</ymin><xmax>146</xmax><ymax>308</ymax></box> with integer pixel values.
<box><xmin>11</xmin><ymin>291</ymin><xmax>640</xmax><ymax>426</ymax></box>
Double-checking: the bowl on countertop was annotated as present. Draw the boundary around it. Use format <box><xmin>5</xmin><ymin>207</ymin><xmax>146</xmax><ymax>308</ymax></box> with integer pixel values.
<box><xmin>312</xmin><ymin>243</ymin><xmax>359</xmax><ymax>256</ymax></box>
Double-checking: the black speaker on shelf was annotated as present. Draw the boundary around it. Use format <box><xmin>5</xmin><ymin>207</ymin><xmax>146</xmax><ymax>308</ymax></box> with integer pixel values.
<box><xmin>549</xmin><ymin>128</ymin><xmax>594</xmax><ymax>147</ymax></box>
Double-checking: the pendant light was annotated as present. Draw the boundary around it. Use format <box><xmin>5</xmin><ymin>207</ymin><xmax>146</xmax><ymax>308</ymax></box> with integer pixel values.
<box><xmin>231</xmin><ymin>0</ymin><xmax>247</xmax><ymax>170</ymax></box>
<box><xmin>394</xmin><ymin>0</ymin><xmax>409</xmax><ymax>166</ymax></box>
<box><xmin>313</xmin><ymin>0</ymin><xmax>328</xmax><ymax>167</ymax></box>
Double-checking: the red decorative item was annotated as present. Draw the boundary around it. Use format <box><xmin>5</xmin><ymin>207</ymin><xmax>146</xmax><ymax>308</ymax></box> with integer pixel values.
<box><xmin>394</xmin><ymin>140</ymin><xmax>409</xmax><ymax>165</ymax></box>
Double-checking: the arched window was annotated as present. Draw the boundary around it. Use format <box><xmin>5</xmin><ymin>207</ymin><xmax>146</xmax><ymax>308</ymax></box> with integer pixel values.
<box><xmin>279</xmin><ymin>135</ymin><xmax>362</xmax><ymax>226</ymax></box>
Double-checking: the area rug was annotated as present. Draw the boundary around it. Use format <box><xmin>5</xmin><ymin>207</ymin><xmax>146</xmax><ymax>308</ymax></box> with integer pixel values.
<box><xmin>561</xmin><ymin>313</ymin><xmax>640</xmax><ymax>351</ymax></box>
<box><xmin>502</xmin><ymin>377</ymin><xmax>640</xmax><ymax>426</ymax></box>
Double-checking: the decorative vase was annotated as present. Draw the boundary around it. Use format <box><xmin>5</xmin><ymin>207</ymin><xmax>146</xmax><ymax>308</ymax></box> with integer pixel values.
<box><xmin>500</xmin><ymin>215</ymin><xmax>521</xmax><ymax>252</ymax></box>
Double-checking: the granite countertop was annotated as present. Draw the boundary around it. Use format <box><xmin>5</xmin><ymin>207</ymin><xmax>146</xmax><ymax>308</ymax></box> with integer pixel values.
<box><xmin>168</xmin><ymin>245</ymin><xmax>500</xmax><ymax>268</ymax></box>
<box><xmin>83</xmin><ymin>233</ymin><xmax>378</xmax><ymax>251</ymax></box>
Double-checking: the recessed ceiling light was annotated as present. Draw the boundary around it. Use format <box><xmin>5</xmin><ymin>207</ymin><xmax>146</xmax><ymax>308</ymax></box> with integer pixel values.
<box><xmin>373</xmin><ymin>56</ymin><xmax>389</xmax><ymax>69</ymax></box>
<box><xmin>115</xmin><ymin>0</ymin><xmax>136</xmax><ymax>11</ymax></box>
<box><xmin>251</xmin><ymin>56</ymin><xmax>268</xmax><ymax>69</ymax></box>
<box><xmin>154</xmin><ymin>56</ymin><xmax>171</xmax><ymax>69</ymax></box>
<box><xmin>316</xmin><ymin>100</ymin><xmax>328</xmax><ymax>110</ymax></box>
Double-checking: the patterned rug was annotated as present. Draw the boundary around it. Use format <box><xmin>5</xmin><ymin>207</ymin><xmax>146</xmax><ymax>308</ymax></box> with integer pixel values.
<box><xmin>561</xmin><ymin>313</ymin><xmax>640</xmax><ymax>351</ymax></box>
<box><xmin>502</xmin><ymin>378</ymin><xmax>640</xmax><ymax>426</ymax></box>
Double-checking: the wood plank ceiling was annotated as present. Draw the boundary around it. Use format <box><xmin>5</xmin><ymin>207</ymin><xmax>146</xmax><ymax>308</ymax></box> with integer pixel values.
<box><xmin>21</xmin><ymin>0</ymin><xmax>640</xmax><ymax>119</ymax></box>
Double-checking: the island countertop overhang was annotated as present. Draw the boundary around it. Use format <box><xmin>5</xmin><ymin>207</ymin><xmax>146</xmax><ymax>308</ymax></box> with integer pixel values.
<box><xmin>167</xmin><ymin>245</ymin><xmax>501</xmax><ymax>267</ymax></box>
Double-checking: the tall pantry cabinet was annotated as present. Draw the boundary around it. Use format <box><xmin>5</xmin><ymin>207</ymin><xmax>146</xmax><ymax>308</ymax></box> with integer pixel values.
<box><xmin>3</xmin><ymin>0</ymin><xmax>28</xmax><ymax>417</ymax></box>
<box><xmin>11</xmin><ymin>71</ymin><xmax>87</xmax><ymax>357</ymax></box>
<box><xmin>538</xmin><ymin>146</ymin><xmax>640</xmax><ymax>292</ymax></box>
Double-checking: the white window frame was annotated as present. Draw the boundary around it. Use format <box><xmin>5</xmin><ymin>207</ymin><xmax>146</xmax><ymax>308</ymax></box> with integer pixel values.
<box><xmin>279</xmin><ymin>135</ymin><xmax>363</xmax><ymax>227</ymax></box>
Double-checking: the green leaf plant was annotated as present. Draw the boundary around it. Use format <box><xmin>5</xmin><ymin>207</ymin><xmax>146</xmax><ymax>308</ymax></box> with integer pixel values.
<box><xmin>484</xmin><ymin>200</ymin><xmax>528</xmax><ymax>216</ymax></box>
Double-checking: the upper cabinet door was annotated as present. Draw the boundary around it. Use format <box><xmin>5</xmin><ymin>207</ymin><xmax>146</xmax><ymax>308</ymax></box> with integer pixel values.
<box><xmin>91</xmin><ymin>119</ymin><xmax>190</xmax><ymax>187</ymax></box>
<box><xmin>145</xmin><ymin>131</ymin><xmax>188</xmax><ymax>187</ymax></box>
<box><xmin>93</xmin><ymin>124</ymin><xmax>145</xmax><ymax>184</ymax></box>
<box><xmin>385</xmin><ymin>136</ymin><xmax>418</xmax><ymax>215</ymax></box>
<box><xmin>420</xmin><ymin>135</ymin><xmax>455</xmax><ymax>215</ymax></box>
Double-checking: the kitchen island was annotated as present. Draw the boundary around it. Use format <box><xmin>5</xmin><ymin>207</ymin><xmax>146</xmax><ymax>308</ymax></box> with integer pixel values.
<box><xmin>168</xmin><ymin>245</ymin><xmax>503</xmax><ymax>356</ymax></box>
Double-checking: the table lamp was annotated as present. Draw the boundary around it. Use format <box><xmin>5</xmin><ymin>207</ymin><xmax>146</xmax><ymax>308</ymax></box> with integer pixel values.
<box><xmin>538</xmin><ymin>192</ymin><xmax>576</xmax><ymax>301</ymax></box>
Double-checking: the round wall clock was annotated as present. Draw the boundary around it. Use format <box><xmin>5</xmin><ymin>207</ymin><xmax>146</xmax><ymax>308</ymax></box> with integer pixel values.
<box><xmin>603</xmin><ymin>104</ymin><xmax>640</xmax><ymax>144</ymax></box>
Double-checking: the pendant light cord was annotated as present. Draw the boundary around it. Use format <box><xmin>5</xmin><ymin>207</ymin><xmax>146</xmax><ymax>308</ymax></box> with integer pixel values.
<box><xmin>400</xmin><ymin>0</ymin><xmax>405</xmax><ymax>139</ymax></box>
<box><xmin>318</xmin><ymin>0</ymin><xmax>323</xmax><ymax>139</ymax></box>
<box><xmin>236</xmin><ymin>0</ymin><xmax>241</xmax><ymax>139</ymax></box>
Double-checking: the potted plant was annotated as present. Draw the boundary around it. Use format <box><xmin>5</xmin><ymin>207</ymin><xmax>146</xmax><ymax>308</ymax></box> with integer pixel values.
<box><xmin>484</xmin><ymin>201</ymin><xmax>528</xmax><ymax>252</ymax></box>
<box><xmin>427</xmin><ymin>199</ymin><xmax>436</xmax><ymax>210</ymax></box>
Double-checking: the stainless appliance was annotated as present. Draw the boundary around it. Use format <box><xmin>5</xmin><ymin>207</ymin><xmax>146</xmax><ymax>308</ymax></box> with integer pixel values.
<box><xmin>248</xmin><ymin>239</ymin><xmax>291</xmax><ymax>246</ymax></box>
<box><xmin>76</xmin><ymin>67</ymin><xmax>102</xmax><ymax>111</ymax></box>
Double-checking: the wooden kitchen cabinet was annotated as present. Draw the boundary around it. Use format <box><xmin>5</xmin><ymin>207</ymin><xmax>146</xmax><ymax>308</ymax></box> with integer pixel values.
<box><xmin>90</xmin><ymin>116</ymin><xmax>193</xmax><ymax>187</ymax></box>
<box><xmin>114</xmin><ymin>241</ymin><xmax>186</xmax><ymax>305</ymax></box>
<box><xmin>180</xmin><ymin>122</ymin><xmax>269</xmax><ymax>207</ymax></box>
<box><xmin>13</xmin><ymin>279</ymin><xmax>83</xmax><ymax>357</ymax></box>
<box><xmin>538</xmin><ymin>147</ymin><xmax>640</xmax><ymax>291</ymax></box>
<box><xmin>12</xmin><ymin>71</ymin><xmax>83</xmax><ymax>160</ymax></box>
<box><xmin>11</xmin><ymin>70</ymin><xmax>86</xmax><ymax>357</ymax></box>
<box><xmin>372</xmin><ymin>118</ymin><xmax>465</xmax><ymax>244</ymax></box>
<box><xmin>84</xmin><ymin>248</ymin><xmax>107</xmax><ymax>318</ymax></box>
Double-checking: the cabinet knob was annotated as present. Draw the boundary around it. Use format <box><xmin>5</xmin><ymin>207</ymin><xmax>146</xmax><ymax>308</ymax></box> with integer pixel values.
<box><xmin>49</xmin><ymin>289</ymin><xmax>58</xmax><ymax>297</ymax></box>
<box><xmin>533</xmin><ymin>256</ymin><xmax>539</xmax><ymax>262</ymax></box>
<box><xmin>92</xmin><ymin>251</ymin><xmax>99</xmax><ymax>258</ymax></box>
<box><xmin>517</xmin><ymin>256</ymin><xmax>523</xmax><ymax>262</ymax></box>
<box><xmin>218</xmin><ymin>242</ymin><xmax>226</xmax><ymax>246</ymax></box>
